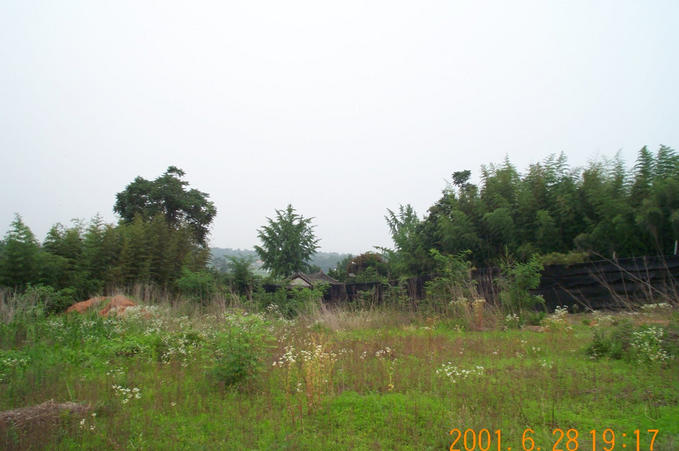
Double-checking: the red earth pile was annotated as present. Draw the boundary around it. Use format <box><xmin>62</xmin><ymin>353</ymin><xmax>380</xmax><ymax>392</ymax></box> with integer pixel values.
<box><xmin>66</xmin><ymin>295</ymin><xmax>137</xmax><ymax>316</ymax></box>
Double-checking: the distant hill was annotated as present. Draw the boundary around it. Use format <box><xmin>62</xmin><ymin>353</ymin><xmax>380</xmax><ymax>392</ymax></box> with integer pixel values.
<box><xmin>210</xmin><ymin>248</ymin><xmax>351</xmax><ymax>273</ymax></box>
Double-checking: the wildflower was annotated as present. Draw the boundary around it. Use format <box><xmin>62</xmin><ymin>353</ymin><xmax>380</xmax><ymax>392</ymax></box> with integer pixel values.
<box><xmin>436</xmin><ymin>362</ymin><xmax>484</xmax><ymax>383</ymax></box>
<box><xmin>631</xmin><ymin>327</ymin><xmax>671</xmax><ymax>364</ymax></box>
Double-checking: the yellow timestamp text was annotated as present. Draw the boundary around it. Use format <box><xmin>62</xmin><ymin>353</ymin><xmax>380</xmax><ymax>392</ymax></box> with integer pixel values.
<box><xmin>449</xmin><ymin>428</ymin><xmax>660</xmax><ymax>451</ymax></box>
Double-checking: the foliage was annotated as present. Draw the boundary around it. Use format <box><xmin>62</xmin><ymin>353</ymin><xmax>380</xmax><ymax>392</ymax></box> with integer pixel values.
<box><xmin>630</xmin><ymin>326</ymin><xmax>673</xmax><ymax>365</ymax></box>
<box><xmin>0</xmin><ymin>300</ymin><xmax>678</xmax><ymax>449</ymax></box>
<box><xmin>586</xmin><ymin>321</ymin><xmax>674</xmax><ymax>365</ymax></box>
<box><xmin>539</xmin><ymin>250</ymin><xmax>590</xmax><ymax>266</ymax></box>
<box><xmin>327</xmin><ymin>254</ymin><xmax>353</xmax><ymax>282</ymax></box>
<box><xmin>498</xmin><ymin>255</ymin><xmax>545</xmax><ymax>312</ymax></box>
<box><xmin>225</xmin><ymin>256</ymin><xmax>257</xmax><ymax>298</ymax></box>
<box><xmin>424</xmin><ymin>249</ymin><xmax>476</xmax><ymax>303</ymax></box>
<box><xmin>114</xmin><ymin>166</ymin><xmax>216</xmax><ymax>245</ymax></box>
<box><xmin>382</xmin><ymin>204</ymin><xmax>431</xmax><ymax>277</ymax></box>
<box><xmin>0</xmin><ymin>214</ymin><xmax>40</xmax><ymax>290</ymax></box>
<box><xmin>346</xmin><ymin>252</ymin><xmax>389</xmax><ymax>283</ymax></box>
<box><xmin>174</xmin><ymin>268</ymin><xmax>217</xmax><ymax>304</ymax></box>
<box><xmin>211</xmin><ymin>312</ymin><xmax>273</xmax><ymax>388</ymax></box>
<box><xmin>259</xmin><ymin>286</ymin><xmax>325</xmax><ymax>319</ymax></box>
<box><xmin>385</xmin><ymin>146</ymin><xmax>679</xmax><ymax>271</ymax></box>
<box><xmin>24</xmin><ymin>284</ymin><xmax>76</xmax><ymax>315</ymax></box>
<box><xmin>255</xmin><ymin>204</ymin><xmax>319</xmax><ymax>278</ymax></box>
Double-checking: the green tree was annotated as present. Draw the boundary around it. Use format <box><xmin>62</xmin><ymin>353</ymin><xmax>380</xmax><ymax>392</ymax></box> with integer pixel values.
<box><xmin>655</xmin><ymin>145</ymin><xmax>679</xmax><ymax>180</ymax></box>
<box><xmin>482</xmin><ymin>207</ymin><xmax>515</xmax><ymax>255</ymax></box>
<box><xmin>383</xmin><ymin>204</ymin><xmax>431</xmax><ymax>276</ymax></box>
<box><xmin>328</xmin><ymin>254</ymin><xmax>353</xmax><ymax>282</ymax></box>
<box><xmin>254</xmin><ymin>205</ymin><xmax>319</xmax><ymax>278</ymax></box>
<box><xmin>0</xmin><ymin>214</ymin><xmax>41</xmax><ymax>289</ymax></box>
<box><xmin>630</xmin><ymin>146</ymin><xmax>655</xmax><ymax>207</ymax></box>
<box><xmin>114</xmin><ymin>166</ymin><xmax>216</xmax><ymax>245</ymax></box>
<box><xmin>346</xmin><ymin>252</ymin><xmax>389</xmax><ymax>282</ymax></box>
<box><xmin>498</xmin><ymin>255</ymin><xmax>544</xmax><ymax>313</ymax></box>
<box><xmin>41</xmin><ymin>221</ymin><xmax>89</xmax><ymax>294</ymax></box>
<box><xmin>435</xmin><ymin>211</ymin><xmax>480</xmax><ymax>256</ymax></box>
<box><xmin>227</xmin><ymin>256</ymin><xmax>257</xmax><ymax>298</ymax></box>
<box><xmin>113</xmin><ymin>215</ymin><xmax>152</xmax><ymax>286</ymax></box>
<box><xmin>425</xmin><ymin>249</ymin><xmax>476</xmax><ymax>302</ymax></box>
<box><xmin>175</xmin><ymin>267</ymin><xmax>217</xmax><ymax>304</ymax></box>
<box><xmin>80</xmin><ymin>215</ymin><xmax>120</xmax><ymax>293</ymax></box>
<box><xmin>535</xmin><ymin>210</ymin><xmax>560</xmax><ymax>253</ymax></box>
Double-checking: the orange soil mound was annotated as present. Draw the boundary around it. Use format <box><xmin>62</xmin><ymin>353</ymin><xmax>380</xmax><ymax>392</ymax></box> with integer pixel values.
<box><xmin>65</xmin><ymin>296</ymin><xmax>106</xmax><ymax>313</ymax></box>
<box><xmin>99</xmin><ymin>295</ymin><xmax>136</xmax><ymax>316</ymax></box>
<box><xmin>66</xmin><ymin>295</ymin><xmax>137</xmax><ymax>316</ymax></box>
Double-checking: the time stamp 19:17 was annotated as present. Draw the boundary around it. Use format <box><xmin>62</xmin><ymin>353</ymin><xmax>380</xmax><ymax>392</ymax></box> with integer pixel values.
<box><xmin>449</xmin><ymin>428</ymin><xmax>660</xmax><ymax>451</ymax></box>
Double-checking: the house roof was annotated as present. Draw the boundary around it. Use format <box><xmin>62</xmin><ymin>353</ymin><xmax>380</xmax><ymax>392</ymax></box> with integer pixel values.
<box><xmin>306</xmin><ymin>271</ymin><xmax>340</xmax><ymax>285</ymax></box>
<box><xmin>288</xmin><ymin>270</ymin><xmax>341</xmax><ymax>287</ymax></box>
<box><xmin>289</xmin><ymin>272</ymin><xmax>313</xmax><ymax>287</ymax></box>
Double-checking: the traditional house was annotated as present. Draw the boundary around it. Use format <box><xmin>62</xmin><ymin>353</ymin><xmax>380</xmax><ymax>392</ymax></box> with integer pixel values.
<box><xmin>288</xmin><ymin>270</ymin><xmax>340</xmax><ymax>288</ymax></box>
<box><xmin>287</xmin><ymin>270</ymin><xmax>345</xmax><ymax>300</ymax></box>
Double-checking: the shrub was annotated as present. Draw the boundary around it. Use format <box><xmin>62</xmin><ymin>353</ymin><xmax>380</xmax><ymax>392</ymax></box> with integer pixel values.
<box><xmin>424</xmin><ymin>250</ymin><xmax>476</xmax><ymax>304</ymax></box>
<box><xmin>211</xmin><ymin>311</ymin><xmax>273</xmax><ymax>388</ymax></box>
<box><xmin>521</xmin><ymin>310</ymin><xmax>546</xmax><ymax>326</ymax></box>
<box><xmin>175</xmin><ymin>267</ymin><xmax>217</xmax><ymax>304</ymax></box>
<box><xmin>503</xmin><ymin>312</ymin><xmax>520</xmax><ymax>329</ymax></box>
<box><xmin>630</xmin><ymin>327</ymin><xmax>672</xmax><ymax>365</ymax></box>
<box><xmin>498</xmin><ymin>256</ymin><xmax>545</xmax><ymax>313</ymax></box>
<box><xmin>586</xmin><ymin>322</ymin><xmax>674</xmax><ymax>364</ymax></box>
<box><xmin>258</xmin><ymin>286</ymin><xmax>324</xmax><ymax>319</ymax></box>
<box><xmin>539</xmin><ymin>251</ymin><xmax>590</xmax><ymax>266</ymax></box>
<box><xmin>541</xmin><ymin>305</ymin><xmax>572</xmax><ymax>331</ymax></box>
<box><xmin>7</xmin><ymin>285</ymin><xmax>75</xmax><ymax>319</ymax></box>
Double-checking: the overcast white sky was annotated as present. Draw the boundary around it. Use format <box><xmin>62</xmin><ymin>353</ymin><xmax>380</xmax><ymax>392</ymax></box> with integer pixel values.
<box><xmin>1</xmin><ymin>1</ymin><xmax>678</xmax><ymax>254</ymax></box>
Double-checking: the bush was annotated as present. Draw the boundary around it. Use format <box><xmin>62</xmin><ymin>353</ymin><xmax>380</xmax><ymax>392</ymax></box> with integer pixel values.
<box><xmin>14</xmin><ymin>285</ymin><xmax>75</xmax><ymax>316</ymax></box>
<box><xmin>175</xmin><ymin>268</ymin><xmax>217</xmax><ymax>304</ymax></box>
<box><xmin>498</xmin><ymin>256</ymin><xmax>544</xmax><ymax>313</ymax></box>
<box><xmin>521</xmin><ymin>310</ymin><xmax>546</xmax><ymax>326</ymax></box>
<box><xmin>425</xmin><ymin>250</ymin><xmax>477</xmax><ymax>304</ymax></box>
<box><xmin>630</xmin><ymin>327</ymin><xmax>672</xmax><ymax>365</ymax></box>
<box><xmin>257</xmin><ymin>286</ymin><xmax>324</xmax><ymax>319</ymax></box>
<box><xmin>211</xmin><ymin>311</ymin><xmax>273</xmax><ymax>388</ymax></box>
<box><xmin>586</xmin><ymin>322</ymin><xmax>674</xmax><ymax>364</ymax></box>
<box><xmin>539</xmin><ymin>251</ymin><xmax>590</xmax><ymax>266</ymax></box>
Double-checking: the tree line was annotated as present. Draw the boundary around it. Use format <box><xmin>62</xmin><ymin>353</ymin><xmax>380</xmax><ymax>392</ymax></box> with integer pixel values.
<box><xmin>0</xmin><ymin>167</ymin><xmax>213</xmax><ymax>302</ymax></box>
<box><xmin>1</xmin><ymin>145</ymin><xmax>678</xmax><ymax>306</ymax></box>
<box><xmin>379</xmin><ymin>145</ymin><xmax>679</xmax><ymax>280</ymax></box>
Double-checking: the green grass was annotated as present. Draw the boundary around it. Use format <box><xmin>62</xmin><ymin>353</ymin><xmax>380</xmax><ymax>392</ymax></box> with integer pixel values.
<box><xmin>1</xmin><ymin>304</ymin><xmax>678</xmax><ymax>450</ymax></box>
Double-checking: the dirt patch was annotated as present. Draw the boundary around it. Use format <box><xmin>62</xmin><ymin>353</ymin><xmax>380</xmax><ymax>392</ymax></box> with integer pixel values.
<box><xmin>99</xmin><ymin>295</ymin><xmax>137</xmax><ymax>316</ymax></box>
<box><xmin>66</xmin><ymin>295</ymin><xmax>137</xmax><ymax>316</ymax></box>
<box><xmin>65</xmin><ymin>296</ymin><xmax>107</xmax><ymax>313</ymax></box>
<box><xmin>0</xmin><ymin>399</ymin><xmax>91</xmax><ymax>430</ymax></box>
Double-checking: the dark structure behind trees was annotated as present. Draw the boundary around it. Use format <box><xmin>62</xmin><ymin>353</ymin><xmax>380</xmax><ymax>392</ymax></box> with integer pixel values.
<box><xmin>313</xmin><ymin>255</ymin><xmax>679</xmax><ymax>311</ymax></box>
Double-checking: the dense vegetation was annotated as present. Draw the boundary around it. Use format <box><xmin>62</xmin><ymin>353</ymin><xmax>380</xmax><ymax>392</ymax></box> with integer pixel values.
<box><xmin>382</xmin><ymin>146</ymin><xmax>679</xmax><ymax>278</ymax></box>
<box><xmin>1</xmin><ymin>296</ymin><xmax>677</xmax><ymax>449</ymax></box>
<box><xmin>1</xmin><ymin>148</ymin><xmax>679</xmax><ymax>449</ymax></box>
<box><xmin>0</xmin><ymin>167</ymin><xmax>214</xmax><ymax>304</ymax></box>
<box><xmin>2</xmin><ymin>146</ymin><xmax>679</xmax><ymax>306</ymax></box>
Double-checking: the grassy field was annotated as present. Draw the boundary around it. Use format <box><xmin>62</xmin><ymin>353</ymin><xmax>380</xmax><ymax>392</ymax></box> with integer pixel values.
<box><xmin>1</xmin><ymin>300</ymin><xmax>678</xmax><ymax>450</ymax></box>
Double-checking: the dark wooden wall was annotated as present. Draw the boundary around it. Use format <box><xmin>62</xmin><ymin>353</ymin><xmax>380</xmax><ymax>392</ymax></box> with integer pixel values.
<box><xmin>265</xmin><ymin>256</ymin><xmax>679</xmax><ymax>311</ymax></box>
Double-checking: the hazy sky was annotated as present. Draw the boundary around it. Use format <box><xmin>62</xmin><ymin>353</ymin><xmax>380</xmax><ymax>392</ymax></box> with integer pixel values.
<box><xmin>1</xmin><ymin>1</ymin><xmax>678</xmax><ymax>254</ymax></box>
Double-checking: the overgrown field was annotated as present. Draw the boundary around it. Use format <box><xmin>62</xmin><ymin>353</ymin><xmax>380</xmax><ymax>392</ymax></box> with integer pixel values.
<box><xmin>1</xmin><ymin>300</ymin><xmax>678</xmax><ymax>450</ymax></box>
